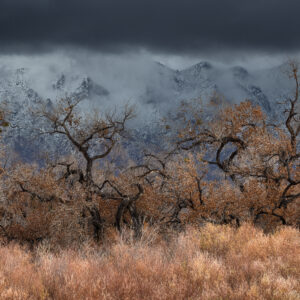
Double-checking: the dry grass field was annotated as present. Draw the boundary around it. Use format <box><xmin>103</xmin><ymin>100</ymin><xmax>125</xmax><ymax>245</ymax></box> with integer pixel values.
<box><xmin>0</xmin><ymin>224</ymin><xmax>299</xmax><ymax>300</ymax></box>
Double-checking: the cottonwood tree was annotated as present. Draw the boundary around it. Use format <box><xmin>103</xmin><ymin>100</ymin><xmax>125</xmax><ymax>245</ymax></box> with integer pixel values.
<box><xmin>38</xmin><ymin>98</ymin><xmax>134</xmax><ymax>187</ymax></box>
<box><xmin>37</xmin><ymin>98</ymin><xmax>155</xmax><ymax>239</ymax></box>
<box><xmin>243</xmin><ymin>62</ymin><xmax>300</xmax><ymax>226</ymax></box>
<box><xmin>36</xmin><ymin>98</ymin><xmax>137</xmax><ymax>239</ymax></box>
<box><xmin>127</xmin><ymin>151</ymin><xmax>209</xmax><ymax>230</ymax></box>
<box><xmin>176</xmin><ymin>62</ymin><xmax>300</xmax><ymax>228</ymax></box>
<box><xmin>0</xmin><ymin>98</ymin><xmax>137</xmax><ymax>244</ymax></box>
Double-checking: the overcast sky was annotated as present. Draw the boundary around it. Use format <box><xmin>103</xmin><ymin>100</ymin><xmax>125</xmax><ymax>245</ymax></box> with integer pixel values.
<box><xmin>1</xmin><ymin>0</ymin><xmax>300</xmax><ymax>59</ymax></box>
<box><xmin>1</xmin><ymin>1</ymin><xmax>299</xmax><ymax>127</ymax></box>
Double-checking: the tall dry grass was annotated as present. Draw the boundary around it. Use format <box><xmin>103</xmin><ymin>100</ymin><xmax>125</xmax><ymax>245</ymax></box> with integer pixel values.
<box><xmin>0</xmin><ymin>224</ymin><xmax>299</xmax><ymax>300</ymax></box>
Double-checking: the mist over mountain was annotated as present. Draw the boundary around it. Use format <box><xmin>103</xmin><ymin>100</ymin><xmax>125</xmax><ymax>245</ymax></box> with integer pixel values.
<box><xmin>0</xmin><ymin>53</ymin><xmax>295</xmax><ymax>161</ymax></box>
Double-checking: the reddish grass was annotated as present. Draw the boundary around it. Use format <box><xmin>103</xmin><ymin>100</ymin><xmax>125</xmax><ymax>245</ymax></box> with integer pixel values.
<box><xmin>0</xmin><ymin>224</ymin><xmax>299</xmax><ymax>300</ymax></box>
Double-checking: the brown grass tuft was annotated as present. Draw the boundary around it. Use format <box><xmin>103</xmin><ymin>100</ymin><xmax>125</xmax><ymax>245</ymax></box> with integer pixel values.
<box><xmin>0</xmin><ymin>224</ymin><xmax>299</xmax><ymax>299</ymax></box>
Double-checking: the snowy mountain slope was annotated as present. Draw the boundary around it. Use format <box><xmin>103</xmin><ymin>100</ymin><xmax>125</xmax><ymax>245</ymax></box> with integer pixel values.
<box><xmin>0</xmin><ymin>59</ymin><xmax>294</xmax><ymax>160</ymax></box>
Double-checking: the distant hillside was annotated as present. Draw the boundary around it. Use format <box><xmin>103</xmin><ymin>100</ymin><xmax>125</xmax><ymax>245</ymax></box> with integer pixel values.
<box><xmin>0</xmin><ymin>60</ymin><xmax>295</xmax><ymax>161</ymax></box>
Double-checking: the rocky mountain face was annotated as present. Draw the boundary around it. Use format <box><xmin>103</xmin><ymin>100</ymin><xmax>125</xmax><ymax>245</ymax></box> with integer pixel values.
<box><xmin>0</xmin><ymin>60</ymin><xmax>294</xmax><ymax>161</ymax></box>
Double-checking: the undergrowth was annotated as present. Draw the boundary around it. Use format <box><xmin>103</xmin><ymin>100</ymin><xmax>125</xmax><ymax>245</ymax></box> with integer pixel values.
<box><xmin>0</xmin><ymin>224</ymin><xmax>299</xmax><ymax>300</ymax></box>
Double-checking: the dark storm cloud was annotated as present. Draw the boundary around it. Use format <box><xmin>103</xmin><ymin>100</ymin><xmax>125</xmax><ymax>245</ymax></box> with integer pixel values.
<box><xmin>1</xmin><ymin>0</ymin><xmax>300</xmax><ymax>54</ymax></box>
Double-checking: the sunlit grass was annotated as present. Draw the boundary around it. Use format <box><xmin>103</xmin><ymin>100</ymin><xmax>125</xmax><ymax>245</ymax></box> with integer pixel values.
<box><xmin>0</xmin><ymin>224</ymin><xmax>299</xmax><ymax>299</ymax></box>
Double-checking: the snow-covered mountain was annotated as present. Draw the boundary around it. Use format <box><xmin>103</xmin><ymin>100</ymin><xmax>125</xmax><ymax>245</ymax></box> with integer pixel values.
<box><xmin>0</xmin><ymin>60</ymin><xmax>295</xmax><ymax>161</ymax></box>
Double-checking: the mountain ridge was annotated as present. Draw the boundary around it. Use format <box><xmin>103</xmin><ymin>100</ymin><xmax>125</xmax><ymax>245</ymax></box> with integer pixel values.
<box><xmin>0</xmin><ymin>59</ymin><xmax>294</xmax><ymax>161</ymax></box>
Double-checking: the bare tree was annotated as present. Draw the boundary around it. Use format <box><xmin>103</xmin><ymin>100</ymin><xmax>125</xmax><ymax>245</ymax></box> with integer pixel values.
<box><xmin>38</xmin><ymin>98</ymin><xmax>134</xmax><ymax>188</ymax></box>
<box><xmin>35</xmin><ymin>97</ymin><xmax>135</xmax><ymax>240</ymax></box>
<box><xmin>176</xmin><ymin>62</ymin><xmax>300</xmax><ymax>227</ymax></box>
